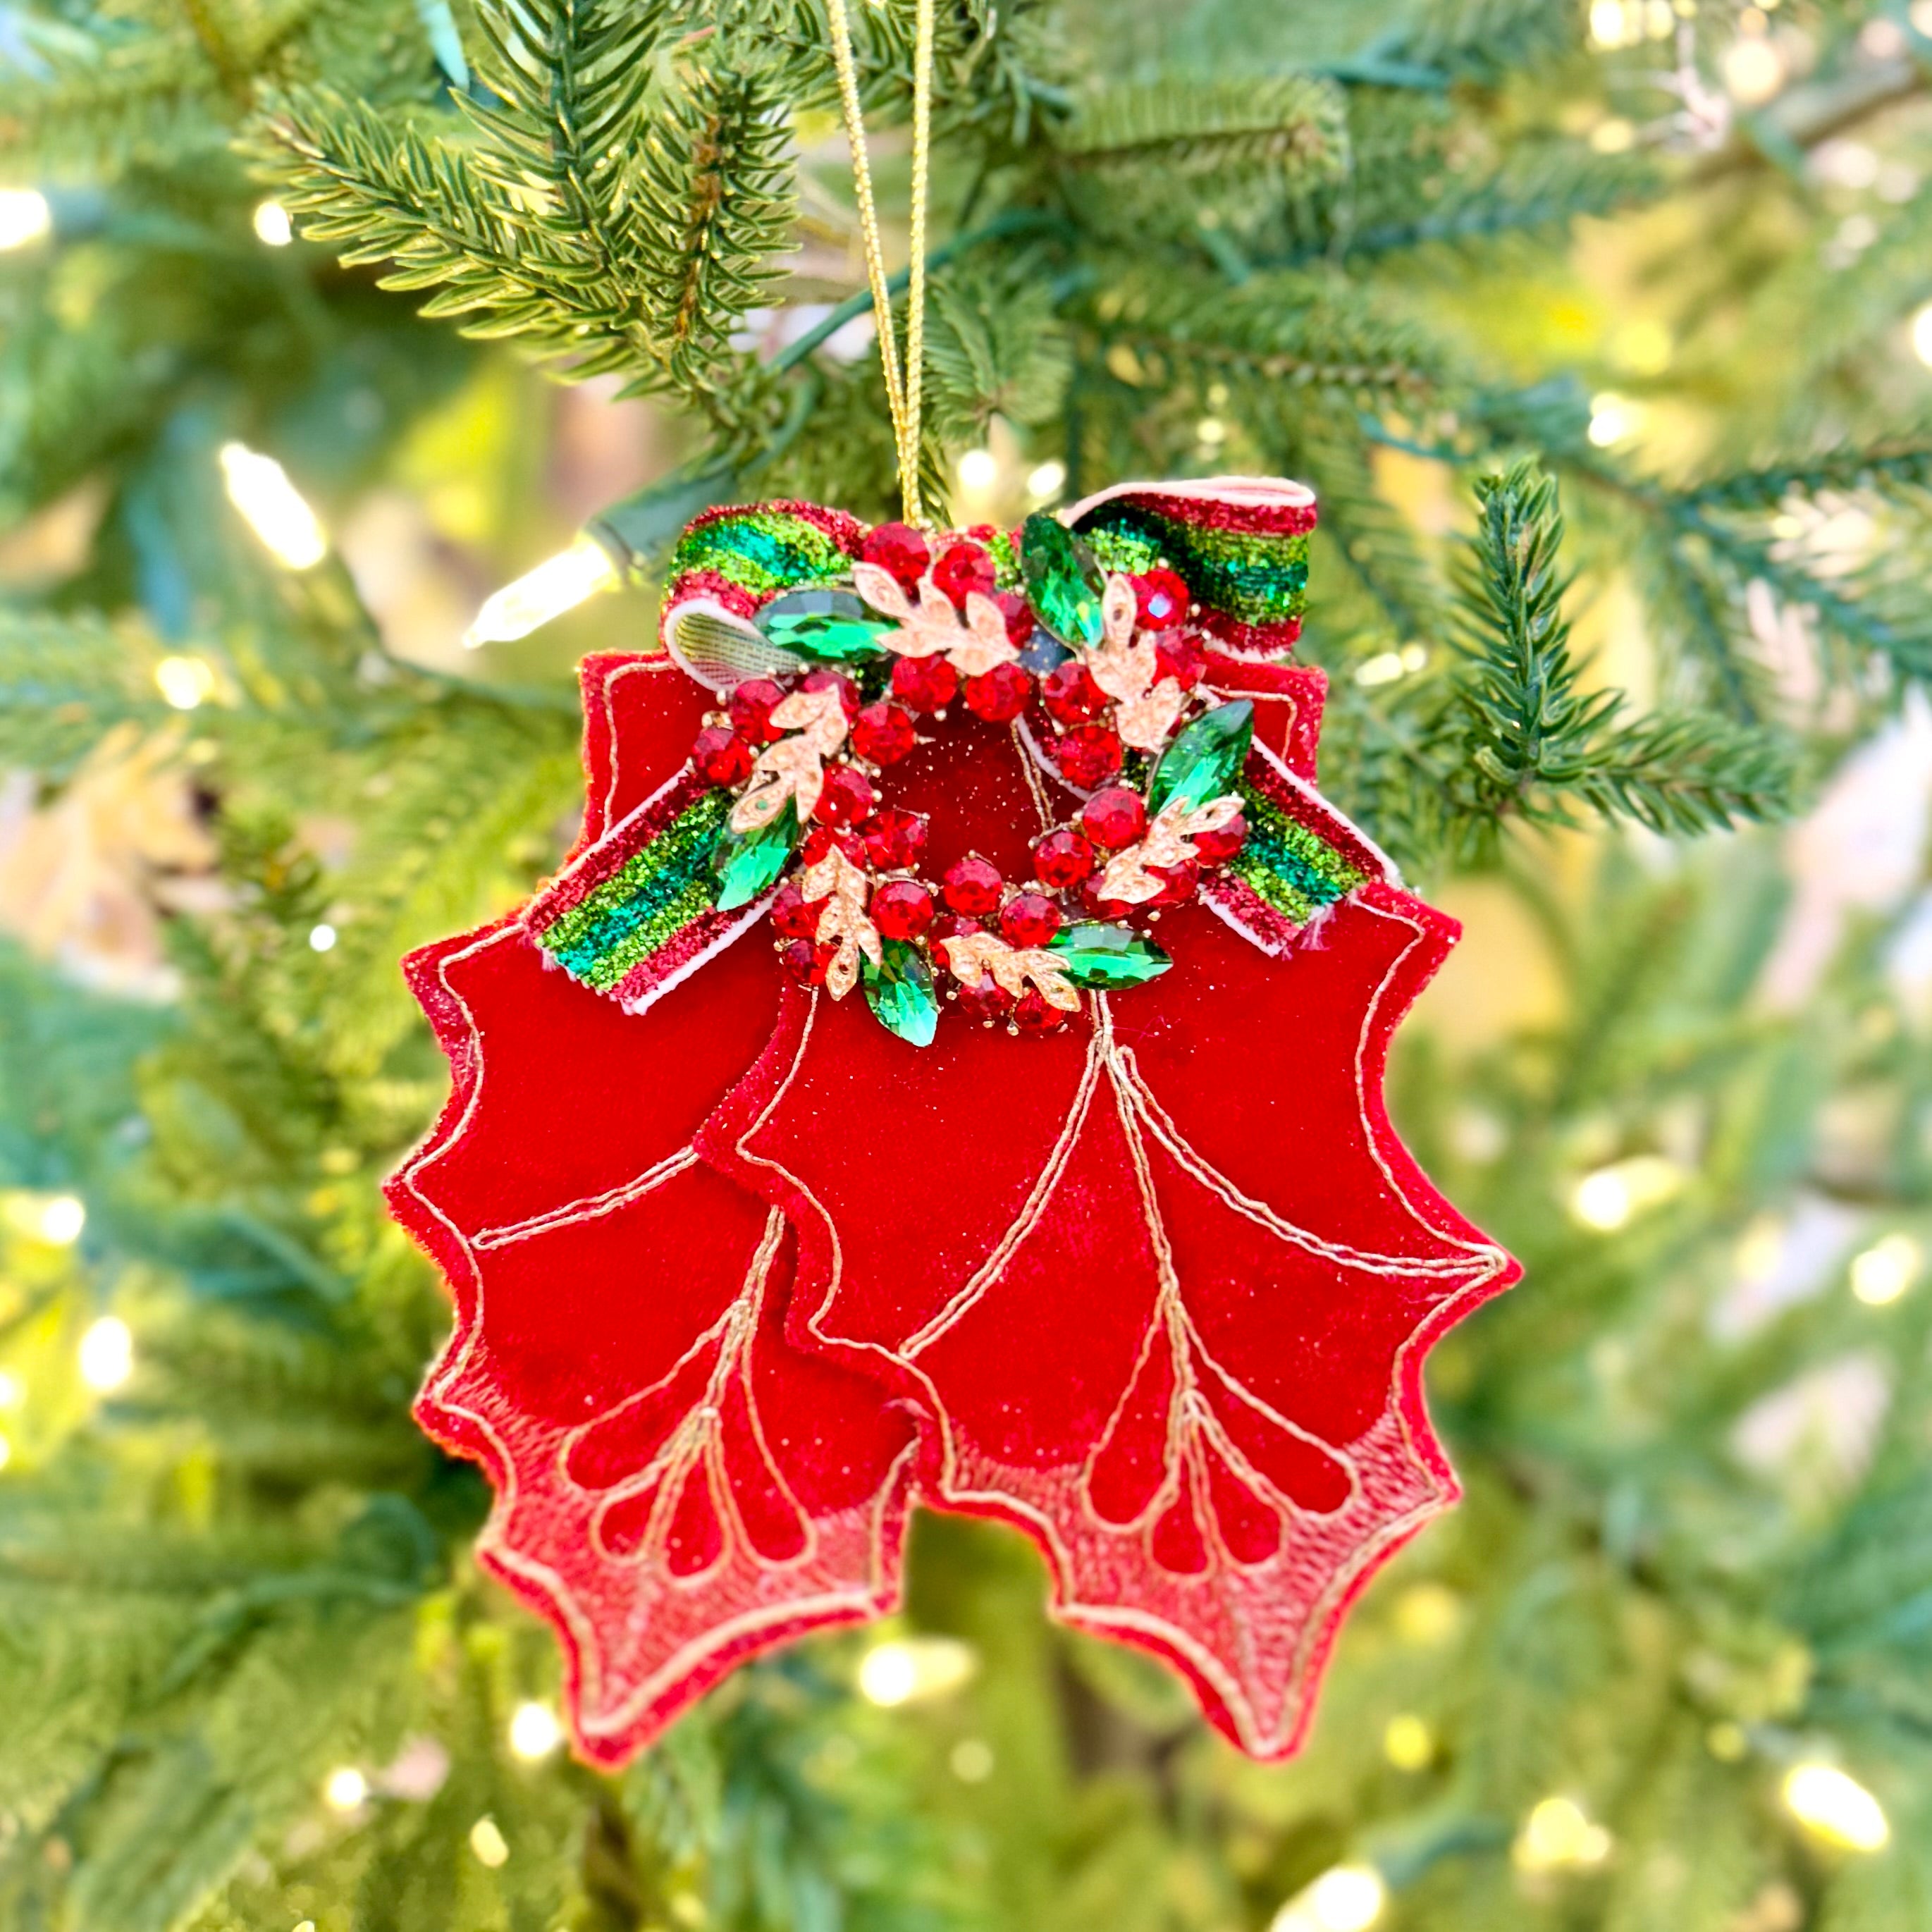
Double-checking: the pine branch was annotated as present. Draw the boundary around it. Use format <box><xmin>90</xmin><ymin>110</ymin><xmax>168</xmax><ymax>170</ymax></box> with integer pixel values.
<box><xmin>461</xmin><ymin>0</ymin><xmax>667</xmax><ymax>235</ymax></box>
<box><xmin>1568</xmin><ymin>710</ymin><xmax>1800</xmax><ymax>837</ymax></box>
<box><xmin>1054</xmin><ymin>75</ymin><xmax>1348</xmax><ymax>184</ymax></box>
<box><xmin>632</xmin><ymin>66</ymin><xmax>796</xmax><ymax>393</ymax></box>
<box><xmin>921</xmin><ymin>261</ymin><xmax>1072</xmax><ymax>435</ymax></box>
<box><xmin>0</xmin><ymin>610</ymin><xmax>173</xmax><ymax>775</ymax></box>
<box><xmin>1273</xmin><ymin>147</ymin><xmax>1662</xmax><ymax>268</ymax></box>
<box><xmin>1671</xmin><ymin>499</ymin><xmax>1932</xmax><ymax>689</ymax></box>
<box><xmin>1102</xmin><ymin>268</ymin><xmax>1457</xmax><ymax>408</ymax></box>
<box><xmin>1382</xmin><ymin>0</ymin><xmax>1582</xmax><ymax>85</ymax></box>
<box><xmin>1290</xmin><ymin>407</ymin><xmax>1448</xmax><ymax>641</ymax></box>
<box><xmin>1447</xmin><ymin>461</ymin><xmax>1795</xmax><ymax>849</ymax></box>
<box><xmin>0</xmin><ymin>0</ymin><xmax>439</xmax><ymax>176</ymax></box>
<box><xmin>1453</xmin><ymin>463</ymin><xmax>1620</xmax><ymax>801</ymax></box>
<box><xmin>1682</xmin><ymin>441</ymin><xmax>1932</xmax><ymax>513</ymax></box>
<box><xmin>251</xmin><ymin>86</ymin><xmax>651</xmax><ymax>369</ymax></box>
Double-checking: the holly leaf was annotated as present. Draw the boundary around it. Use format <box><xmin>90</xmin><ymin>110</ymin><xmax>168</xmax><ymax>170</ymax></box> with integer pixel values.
<box><xmin>387</xmin><ymin>657</ymin><xmax>917</xmax><ymax>1766</ymax></box>
<box><xmin>701</xmin><ymin>687</ymin><xmax>1516</xmax><ymax>1759</ymax></box>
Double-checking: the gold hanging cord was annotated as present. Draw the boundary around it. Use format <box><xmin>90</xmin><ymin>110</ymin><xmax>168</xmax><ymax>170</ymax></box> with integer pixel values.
<box><xmin>823</xmin><ymin>0</ymin><xmax>935</xmax><ymax>527</ymax></box>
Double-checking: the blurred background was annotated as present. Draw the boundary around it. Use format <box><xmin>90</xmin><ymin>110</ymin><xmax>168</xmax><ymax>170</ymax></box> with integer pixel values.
<box><xmin>5</xmin><ymin>0</ymin><xmax>1932</xmax><ymax>1927</ymax></box>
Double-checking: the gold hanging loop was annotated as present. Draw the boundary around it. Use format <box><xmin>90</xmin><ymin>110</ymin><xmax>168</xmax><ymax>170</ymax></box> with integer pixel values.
<box><xmin>821</xmin><ymin>0</ymin><xmax>935</xmax><ymax>527</ymax></box>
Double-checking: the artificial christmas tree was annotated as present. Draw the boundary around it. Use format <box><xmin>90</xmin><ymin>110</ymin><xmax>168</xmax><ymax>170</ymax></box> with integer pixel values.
<box><xmin>4</xmin><ymin>0</ymin><xmax>1932</xmax><ymax>1928</ymax></box>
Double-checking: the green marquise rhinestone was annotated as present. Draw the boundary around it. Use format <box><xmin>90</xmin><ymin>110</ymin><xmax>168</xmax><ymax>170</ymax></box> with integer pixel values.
<box><xmin>1149</xmin><ymin>701</ymin><xmax>1255</xmax><ymax>816</ymax></box>
<box><xmin>756</xmin><ymin>587</ymin><xmax>893</xmax><ymax>664</ymax></box>
<box><xmin>1047</xmin><ymin>922</ymin><xmax>1172</xmax><ymax>988</ymax></box>
<box><xmin>863</xmin><ymin>937</ymin><xmax>940</xmax><ymax>1047</ymax></box>
<box><xmin>1021</xmin><ymin>512</ymin><xmax>1107</xmax><ymax>648</ymax></box>
<box><xmin>712</xmin><ymin>799</ymin><xmax>799</xmax><ymax>911</ymax></box>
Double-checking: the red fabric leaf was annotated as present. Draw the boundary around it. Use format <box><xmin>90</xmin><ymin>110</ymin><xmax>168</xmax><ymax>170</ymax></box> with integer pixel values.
<box><xmin>387</xmin><ymin>656</ymin><xmax>916</xmax><ymax>1766</ymax></box>
<box><xmin>700</xmin><ymin>694</ymin><xmax>1518</xmax><ymax>1759</ymax></box>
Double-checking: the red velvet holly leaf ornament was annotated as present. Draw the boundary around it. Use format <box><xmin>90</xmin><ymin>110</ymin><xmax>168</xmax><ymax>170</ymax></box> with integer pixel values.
<box><xmin>388</xmin><ymin>478</ymin><xmax>1518</xmax><ymax>1768</ymax></box>
<box><xmin>386</xmin><ymin>654</ymin><xmax>917</xmax><ymax>1767</ymax></box>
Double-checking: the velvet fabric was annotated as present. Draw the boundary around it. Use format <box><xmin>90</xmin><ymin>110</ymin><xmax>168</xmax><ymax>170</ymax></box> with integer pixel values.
<box><xmin>386</xmin><ymin>656</ymin><xmax>916</xmax><ymax>1767</ymax></box>
<box><xmin>699</xmin><ymin>664</ymin><xmax>1516</xmax><ymax>1758</ymax></box>
<box><xmin>386</xmin><ymin>486</ymin><xmax>1520</xmax><ymax>1766</ymax></box>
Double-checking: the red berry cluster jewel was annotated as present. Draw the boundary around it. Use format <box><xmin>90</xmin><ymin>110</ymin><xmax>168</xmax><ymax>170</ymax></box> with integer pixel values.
<box><xmin>687</xmin><ymin>525</ymin><xmax>1253</xmax><ymax>1041</ymax></box>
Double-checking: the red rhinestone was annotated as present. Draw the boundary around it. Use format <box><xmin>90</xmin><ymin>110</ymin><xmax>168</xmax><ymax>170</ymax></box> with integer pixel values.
<box><xmin>1192</xmin><ymin>811</ymin><xmax>1247</xmax><ymax>864</ymax></box>
<box><xmin>801</xmin><ymin>823</ymin><xmax>866</xmax><ymax>866</ymax></box>
<box><xmin>1000</xmin><ymin>892</ymin><xmax>1062</xmax><ymax>948</ymax></box>
<box><xmin>1084</xmin><ymin>880</ymin><xmax>1133</xmax><ymax>921</ymax></box>
<box><xmin>1153</xmin><ymin>629</ymin><xmax>1208</xmax><ymax>691</ymax></box>
<box><xmin>965</xmin><ymin>522</ymin><xmax>1000</xmax><ymax>543</ymax></box>
<box><xmin>801</xmin><ymin>667</ymin><xmax>861</xmax><ymax>718</ymax></box>
<box><xmin>1081</xmin><ymin>785</ymin><xmax>1147</xmax><ymax>849</ymax></box>
<box><xmin>942</xmin><ymin>855</ymin><xmax>1004</xmax><ymax>916</ymax></box>
<box><xmin>872</xmin><ymin>879</ymin><xmax>935</xmax><ymax>940</ymax></box>
<box><xmin>1150</xmin><ymin>859</ymin><xmax>1200</xmax><ymax>907</ymax></box>
<box><xmin>692</xmin><ymin>724</ymin><xmax>753</xmax><ymax>785</ymax></box>
<box><xmin>862</xmin><ymin>521</ymin><xmax>930</xmax><ymax>589</ymax></box>
<box><xmin>1135</xmin><ymin>568</ymin><xmax>1192</xmax><ymax>629</ymax></box>
<box><xmin>770</xmin><ymin>882</ymin><xmax>822</xmax><ymax>939</ymax></box>
<box><xmin>963</xmin><ymin>662</ymin><xmax>1032</xmax><ymax>722</ymax></box>
<box><xmin>851</xmin><ymin>700</ymin><xmax>917</xmax><ymax>765</ymax></box>
<box><xmin>777</xmin><ymin>937</ymin><xmax>834</xmax><ymax>987</ymax></box>
<box><xmin>1041</xmin><ymin>660</ymin><xmax>1106</xmax><ymax>725</ymax></box>
<box><xmin>728</xmin><ymin>677</ymin><xmax>787</xmax><ymax>743</ymax></box>
<box><xmin>992</xmin><ymin>589</ymin><xmax>1033</xmax><ymax>645</ymax></box>
<box><xmin>1033</xmin><ymin>827</ymin><xmax>1095</xmax><ymax>889</ymax></box>
<box><xmin>1014</xmin><ymin>988</ymin><xmax>1071</xmax><ymax>1034</ymax></box>
<box><xmin>933</xmin><ymin>541</ymin><xmax>997</xmax><ymax>610</ymax></box>
<box><xmin>954</xmin><ymin>976</ymin><xmax>1014</xmax><ymax>1026</ymax></box>
<box><xmin>891</xmin><ymin>656</ymin><xmax>959</xmax><ymax>714</ymax></box>
<box><xmin>863</xmin><ymin>807</ymin><xmax>928</xmax><ymax>870</ymax></box>
<box><xmin>1056</xmin><ymin>725</ymin><xmax>1124</xmax><ymax>791</ymax></box>
<box><xmin>814</xmin><ymin>764</ymin><xmax>876</xmax><ymax>826</ymax></box>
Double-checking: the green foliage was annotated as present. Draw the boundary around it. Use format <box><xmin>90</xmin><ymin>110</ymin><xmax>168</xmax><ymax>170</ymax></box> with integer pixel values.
<box><xmin>632</xmin><ymin>66</ymin><xmax>795</xmax><ymax>393</ymax></box>
<box><xmin>1448</xmin><ymin>461</ymin><xmax>1793</xmax><ymax>849</ymax></box>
